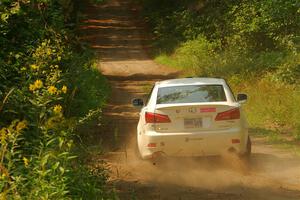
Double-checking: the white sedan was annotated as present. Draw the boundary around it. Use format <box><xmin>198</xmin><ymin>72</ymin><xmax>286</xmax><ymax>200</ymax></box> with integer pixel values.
<box><xmin>132</xmin><ymin>78</ymin><xmax>251</xmax><ymax>160</ymax></box>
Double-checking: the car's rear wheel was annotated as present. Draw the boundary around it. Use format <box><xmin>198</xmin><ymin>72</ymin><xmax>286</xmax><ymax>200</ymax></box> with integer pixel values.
<box><xmin>245</xmin><ymin>136</ymin><xmax>252</xmax><ymax>157</ymax></box>
<box><xmin>134</xmin><ymin>135</ymin><xmax>142</xmax><ymax>159</ymax></box>
<box><xmin>240</xmin><ymin>136</ymin><xmax>251</xmax><ymax>161</ymax></box>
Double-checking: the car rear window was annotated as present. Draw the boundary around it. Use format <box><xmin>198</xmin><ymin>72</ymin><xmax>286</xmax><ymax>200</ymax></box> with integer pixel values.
<box><xmin>157</xmin><ymin>85</ymin><xmax>227</xmax><ymax>104</ymax></box>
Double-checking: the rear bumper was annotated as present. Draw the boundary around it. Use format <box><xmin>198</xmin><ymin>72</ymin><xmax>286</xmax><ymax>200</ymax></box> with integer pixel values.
<box><xmin>139</xmin><ymin>127</ymin><xmax>248</xmax><ymax>159</ymax></box>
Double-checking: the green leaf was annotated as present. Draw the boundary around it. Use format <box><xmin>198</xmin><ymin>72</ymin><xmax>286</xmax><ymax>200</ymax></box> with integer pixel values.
<box><xmin>59</xmin><ymin>167</ymin><xmax>65</xmax><ymax>175</ymax></box>
<box><xmin>52</xmin><ymin>162</ymin><xmax>60</xmax><ymax>170</ymax></box>
<box><xmin>1</xmin><ymin>13</ymin><xmax>9</xmax><ymax>22</ymax></box>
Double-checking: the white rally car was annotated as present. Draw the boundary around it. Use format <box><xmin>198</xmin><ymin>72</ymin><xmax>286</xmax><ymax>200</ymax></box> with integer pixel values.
<box><xmin>132</xmin><ymin>78</ymin><xmax>251</xmax><ymax>160</ymax></box>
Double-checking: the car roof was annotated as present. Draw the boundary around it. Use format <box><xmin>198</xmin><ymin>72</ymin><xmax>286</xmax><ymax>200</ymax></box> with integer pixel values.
<box><xmin>156</xmin><ymin>78</ymin><xmax>226</xmax><ymax>87</ymax></box>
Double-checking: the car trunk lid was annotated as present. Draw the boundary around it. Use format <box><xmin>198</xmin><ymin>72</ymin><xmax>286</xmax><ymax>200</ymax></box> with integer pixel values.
<box><xmin>153</xmin><ymin>103</ymin><xmax>240</xmax><ymax>133</ymax></box>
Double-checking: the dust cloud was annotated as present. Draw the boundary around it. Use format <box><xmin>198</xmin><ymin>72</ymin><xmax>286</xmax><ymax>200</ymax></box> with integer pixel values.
<box><xmin>106</xmin><ymin>134</ymin><xmax>300</xmax><ymax>194</ymax></box>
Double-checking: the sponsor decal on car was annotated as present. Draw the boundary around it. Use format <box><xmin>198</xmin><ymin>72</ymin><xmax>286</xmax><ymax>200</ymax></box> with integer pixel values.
<box><xmin>200</xmin><ymin>107</ymin><xmax>216</xmax><ymax>113</ymax></box>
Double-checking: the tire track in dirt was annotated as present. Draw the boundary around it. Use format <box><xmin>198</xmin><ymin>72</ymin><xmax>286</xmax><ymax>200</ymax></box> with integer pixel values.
<box><xmin>81</xmin><ymin>0</ymin><xmax>300</xmax><ymax>199</ymax></box>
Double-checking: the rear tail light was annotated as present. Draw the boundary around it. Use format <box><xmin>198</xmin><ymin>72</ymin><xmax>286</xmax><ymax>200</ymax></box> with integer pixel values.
<box><xmin>147</xmin><ymin>143</ymin><xmax>157</xmax><ymax>148</ymax></box>
<box><xmin>231</xmin><ymin>139</ymin><xmax>241</xmax><ymax>144</ymax></box>
<box><xmin>215</xmin><ymin>108</ymin><xmax>240</xmax><ymax>121</ymax></box>
<box><xmin>145</xmin><ymin>112</ymin><xmax>171</xmax><ymax>123</ymax></box>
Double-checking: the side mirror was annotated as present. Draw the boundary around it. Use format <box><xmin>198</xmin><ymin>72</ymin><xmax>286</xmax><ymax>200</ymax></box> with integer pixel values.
<box><xmin>237</xmin><ymin>93</ymin><xmax>247</xmax><ymax>104</ymax></box>
<box><xmin>132</xmin><ymin>98</ymin><xmax>144</xmax><ymax>107</ymax></box>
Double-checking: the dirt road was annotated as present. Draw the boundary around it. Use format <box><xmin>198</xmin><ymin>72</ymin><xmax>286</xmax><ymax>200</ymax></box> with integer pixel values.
<box><xmin>81</xmin><ymin>0</ymin><xmax>300</xmax><ymax>199</ymax></box>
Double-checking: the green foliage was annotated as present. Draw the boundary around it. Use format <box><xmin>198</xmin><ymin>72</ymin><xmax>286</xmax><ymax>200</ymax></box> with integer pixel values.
<box><xmin>231</xmin><ymin>78</ymin><xmax>300</xmax><ymax>141</ymax></box>
<box><xmin>174</xmin><ymin>36</ymin><xmax>220</xmax><ymax>75</ymax></box>
<box><xmin>156</xmin><ymin>36</ymin><xmax>292</xmax><ymax>79</ymax></box>
<box><xmin>271</xmin><ymin>53</ymin><xmax>300</xmax><ymax>84</ymax></box>
<box><xmin>0</xmin><ymin>0</ymin><xmax>112</xmax><ymax>199</ymax></box>
<box><xmin>141</xmin><ymin>0</ymin><xmax>299</xmax><ymax>52</ymax></box>
<box><xmin>67</xmin><ymin>165</ymin><xmax>115</xmax><ymax>199</ymax></box>
<box><xmin>69</xmin><ymin>57</ymin><xmax>110</xmax><ymax>118</ymax></box>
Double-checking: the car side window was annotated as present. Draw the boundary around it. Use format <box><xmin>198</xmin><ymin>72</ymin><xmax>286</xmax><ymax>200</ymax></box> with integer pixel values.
<box><xmin>225</xmin><ymin>81</ymin><xmax>236</xmax><ymax>102</ymax></box>
<box><xmin>145</xmin><ymin>85</ymin><xmax>155</xmax><ymax>106</ymax></box>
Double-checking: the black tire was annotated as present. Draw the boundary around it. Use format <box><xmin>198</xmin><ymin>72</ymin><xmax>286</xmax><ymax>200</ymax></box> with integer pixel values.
<box><xmin>240</xmin><ymin>136</ymin><xmax>251</xmax><ymax>160</ymax></box>
<box><xmin>134</xmin><ymin>133</ymin><xmax>143</xmax><ymax>160</ymax></box>
<box><xmin>245</xmin><ymin>135</ymin><xmax>252</xmax><ymax>157</ymax></box>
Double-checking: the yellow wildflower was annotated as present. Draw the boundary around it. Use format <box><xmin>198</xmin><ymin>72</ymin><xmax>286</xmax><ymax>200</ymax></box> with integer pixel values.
<box><xmin>53</xmin><ymin>105</ymin><xmax>62</xmax><ymax>114</ymax></box>
<box><xmin>29</xmin><ymin>84</ymin><xmax>36</xmax><ymax>91</ymax></box>
<box><xmin>61</xmin><ymin>85</ymin><xmax>67</xmax><ymax>94</ymax></box>
<box><xmin>16</xmin><ymin>120</ymin><xmax>27</xmax><ymax>132</ymax></box>
<box><xmin>34</xmin><ymin>79</ymin><xmax>43</xmax><ymax>89</ymax></box>
<box><xmin>30</xmin><ymin>64</ymin><xmax>39</xmax><ymax>70</ymax></box>
<box><xmin>21</xmin><ymin>67</ymin><xmax>26</xmax><ymax>71</ymax></box>
<box><xmin>0</xmin><ymin>128</ymin><xmax>7</xmax><ymax>143</ymax></box>
<box><xmin>48</xmin><ymin>86</ymin><xmax>57</xmax><ymax>95</ymax></box>
<box><xmin>23</xmin><ymin>157</ymin><xmax>29</xmax><ymax>167</ymax></box>
<box><xmin>57</xmin><ymin>56</ymin><xmax>61</xmax><ymax>61</ymax></box>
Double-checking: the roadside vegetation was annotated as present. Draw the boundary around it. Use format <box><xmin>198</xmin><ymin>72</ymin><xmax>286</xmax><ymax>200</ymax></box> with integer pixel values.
<box><xmin>138</xmin><ymin>0</ymin><xmax>300</xmax><ymax>145</ymax></box>
<box><xmin>0</xmin><ymin>0</ymin><xmax>113</xmax><ymax>199</ymax></box>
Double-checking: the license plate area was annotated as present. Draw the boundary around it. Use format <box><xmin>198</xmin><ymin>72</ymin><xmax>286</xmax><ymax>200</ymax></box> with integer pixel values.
<box><xmin>184</xmin><ymin>118</ymin><xmax>202</xmax><ymax>129</ymax></box>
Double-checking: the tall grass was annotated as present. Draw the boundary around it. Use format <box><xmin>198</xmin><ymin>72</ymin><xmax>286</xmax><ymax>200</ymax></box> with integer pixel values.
<box><xmin>231</xmin><ymin>78</ymin><xmax>300</xmax><ymax>140</ymax></box>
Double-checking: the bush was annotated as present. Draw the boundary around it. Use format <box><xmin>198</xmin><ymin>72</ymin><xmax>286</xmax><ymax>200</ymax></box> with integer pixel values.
<box><xmin>231</xmin><ymin>78</ymin><xmax>300</xmax><ymax>140</ymax></box>
<box><xmin>0</xmin><ymin>0</ymin><xmax>112</xmax><ymax>199</ymax></box>
<box><xmin>271</xmin><ymin>53</ymin><xmax>300</xmax><ymax>84</ymax></box>
<box><xmin>141</xmin><ymin>0</ymin><xmax>299</xmax><ymax>52</ymax></box>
